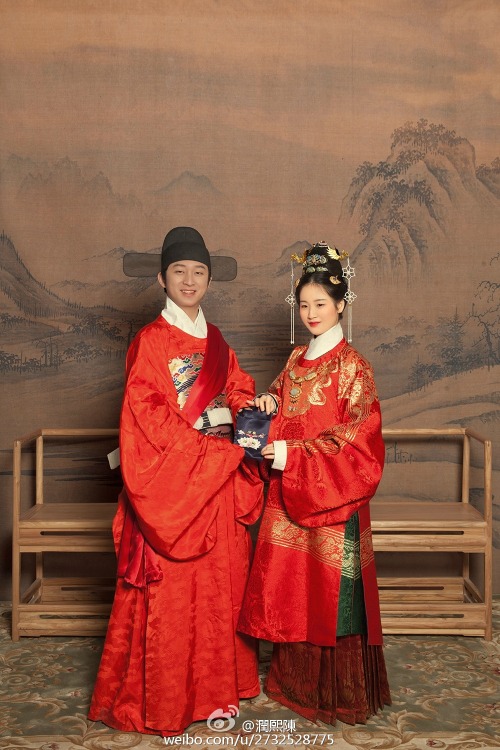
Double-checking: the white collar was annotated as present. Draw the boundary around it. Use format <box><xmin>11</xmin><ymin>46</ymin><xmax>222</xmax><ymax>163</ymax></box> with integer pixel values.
<box><xmin>161</xmin><ymin>297</ymin><xmax>207</xmax><ymax>338</ymax></box>
<box><xmin>304</xmin><ymin>322</ymin><xmax>344</xmax><ymax>360</ymax></box>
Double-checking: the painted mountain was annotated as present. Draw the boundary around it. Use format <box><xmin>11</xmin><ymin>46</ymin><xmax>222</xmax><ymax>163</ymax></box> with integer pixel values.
<box><xmin>0</xmin><ymin>155</ymin><xmax>235</xmax><ymax>286</ymax></box>
<box><xmin>2</xmin><ymin>121</ymin><xmax>499</xmax><ymax>399</ymax></box>
<box><xmin>338</xmin><ymin>120</ymin><xmax>500</xmax><ymax>302</ymax></box>
<box><xmin>0</xmin><ymin>231</ymin><xmax>140</xmax><ymax>376</ymax></box>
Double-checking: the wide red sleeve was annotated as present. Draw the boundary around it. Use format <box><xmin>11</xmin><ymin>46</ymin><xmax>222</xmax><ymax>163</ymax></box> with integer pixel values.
<box><xmin>267</xmin><ymin>353</ymin><xmax>291</xmax><ymax>412</ymax></box>
<box><xmin>224</xmin><ymin>346</ymin><xmax>264</xmax><ymax>525</ymax></box>
<box><xmin>255</xmin><ymin>348</ymin><xmax>304</xmax><ymax>483</ymax></box>
<box><xmin>119</xmin><ymin>331</ymin><xmax>245</xmax><ymax>560</ymax></box>
<box><xmin>224</xmin><ymin>347</ymin><xmax>257</xmax><ymax>414</ymax></box>
<box><xmin>281</xmin><ymin>355</ymin><xmax>385</xmax><ymax>528</ymax></box>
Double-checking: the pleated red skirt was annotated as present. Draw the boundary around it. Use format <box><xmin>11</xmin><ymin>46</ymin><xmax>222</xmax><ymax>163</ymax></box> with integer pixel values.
<box><xmin>265</xmin><ymin>635</ymin><xmax>391</xmax><ymax>726</ymax></box>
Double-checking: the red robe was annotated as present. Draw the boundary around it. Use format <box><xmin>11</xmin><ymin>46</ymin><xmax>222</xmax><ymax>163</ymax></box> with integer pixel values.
<box><xmin>238</xmin><ymin>338</ymin><xmax>385</xmax><ymax>647</ymax></box>
<box><xmin>89</xmin><ymin>316</ymin><xmax>263</xmax><ymax>736</ymax></box>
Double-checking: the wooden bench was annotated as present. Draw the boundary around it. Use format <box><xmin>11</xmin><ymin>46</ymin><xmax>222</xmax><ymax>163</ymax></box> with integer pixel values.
<box><xmin>12</xmin><ymin>429</ymin><xmax>118</xmax><ymax>640</ymax></box>
<box><xmin>373</xmin><ymin>427</ymin><xmax>492</xmax><ymax>640</ymax></box>
<box><xmin>11</xmin><ymin>426</ymin><xmax>492</xmax><ymax>640</ymax></box>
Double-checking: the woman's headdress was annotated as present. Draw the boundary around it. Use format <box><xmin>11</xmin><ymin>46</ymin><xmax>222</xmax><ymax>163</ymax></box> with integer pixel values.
<box><xmin>287</xmin><ymin>241</ymin><xmax>356</xmax><ymax>344</ymax></box>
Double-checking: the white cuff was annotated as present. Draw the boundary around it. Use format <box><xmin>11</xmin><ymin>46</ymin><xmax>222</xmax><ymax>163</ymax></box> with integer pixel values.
<box><xmin>194</xmin><ymin>407</ymin><xmax>233</xmax><ymax>430</ymax></box>
<box><xmin>271</xmin><ymin>440</ymin><xmax>287</xmax><ymax>471</ymax></box>
<box><xmin>107</xmin><ymin>447</ymin><xmax>120</xmax><ymax>469</ymax></box>
<box><xmin>208</xmin><ymin>407</ymin><xmax>233</xmax><ymax>426</ymax></box>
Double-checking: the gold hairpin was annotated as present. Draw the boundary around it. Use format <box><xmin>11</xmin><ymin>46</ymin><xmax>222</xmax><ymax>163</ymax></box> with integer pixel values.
<box><xmin>291</xmin><ymin>251</ymin><xmax>307</xmax><ymax>263</ymax></box>
<box><xmin>327</xmin><ymin>245</ymin><xmax>349</xmax><ymax>261</ymax></box>
<box><xmin>330</xmin><ymin>275</ymin><xmax>341</xmax><ymax>285</ymax></box>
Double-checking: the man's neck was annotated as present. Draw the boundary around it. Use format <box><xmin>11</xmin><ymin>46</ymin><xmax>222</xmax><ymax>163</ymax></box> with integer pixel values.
<box><xmin>162</xmin><ymin>297</ymin><xmax>207</xmax><ymax>338</ymax></box>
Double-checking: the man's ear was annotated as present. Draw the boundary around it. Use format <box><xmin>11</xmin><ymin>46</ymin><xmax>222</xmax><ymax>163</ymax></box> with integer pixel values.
<box><xmin>157</xmin><ymin>271</ymin><xmax>166</xmax><ymax>290</ymax></box>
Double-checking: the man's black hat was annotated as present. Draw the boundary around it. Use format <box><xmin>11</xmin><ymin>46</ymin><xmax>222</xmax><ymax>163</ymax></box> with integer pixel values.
<box><xmin>161</xmin><ymin>226</ymin><xmax>211</xmax><ymax>277</ymax></box>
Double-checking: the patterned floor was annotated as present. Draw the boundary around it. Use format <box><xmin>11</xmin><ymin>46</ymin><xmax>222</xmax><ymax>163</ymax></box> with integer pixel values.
<box><xmin>0</xmin><ymin>603</ymin><xmax>499</xmax><ymax>749</ymax></box>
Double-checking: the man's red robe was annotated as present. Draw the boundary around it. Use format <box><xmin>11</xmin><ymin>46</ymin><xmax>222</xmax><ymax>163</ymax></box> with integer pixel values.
<box><xmin>89</xmin><ymin>316</ymin><xmax>263</xmax><ymax>736</ymax></box>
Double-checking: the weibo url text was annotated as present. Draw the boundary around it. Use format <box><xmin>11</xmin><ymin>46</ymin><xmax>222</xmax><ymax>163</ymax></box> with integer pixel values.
<box><xmin>164</xmin><ymin>734</ymin><xmax>335</xmax><ymax>746</ymax></box>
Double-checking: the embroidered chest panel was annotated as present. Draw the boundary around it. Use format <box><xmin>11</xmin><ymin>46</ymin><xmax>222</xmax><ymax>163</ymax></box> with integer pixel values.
<box><xmin>169</xmin><ymin>353</ymin><xmax>204</xmax><ymax>409</ymax></box>
<box><xmin>168</xmin><ymin>352</ymin><xmax>227</xmax><ymax>410</ymax></box>
<box><xmin>283</xmin><ymin>353</ymin><xmax>339</xmax><ymax>418</ymax></box>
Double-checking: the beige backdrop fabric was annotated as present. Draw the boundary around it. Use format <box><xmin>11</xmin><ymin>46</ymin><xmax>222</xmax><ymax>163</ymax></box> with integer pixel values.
<box><xmin>0</xmin><ymin>0</ymin><xmax>499</xmax><ymax>599</ymax></box>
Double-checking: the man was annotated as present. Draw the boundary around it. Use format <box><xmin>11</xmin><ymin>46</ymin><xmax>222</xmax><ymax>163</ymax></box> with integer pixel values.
<box><xmin>89</xmin><ymin>227</ymin><xmax>263</xmax><ymax>736</ymax></box>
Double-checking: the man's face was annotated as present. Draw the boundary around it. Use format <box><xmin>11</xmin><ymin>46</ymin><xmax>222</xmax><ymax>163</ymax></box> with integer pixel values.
<box><xmin>158</xmin><ymin>261</ymin><xmax>210</xmax><ymax>321</ymax></box>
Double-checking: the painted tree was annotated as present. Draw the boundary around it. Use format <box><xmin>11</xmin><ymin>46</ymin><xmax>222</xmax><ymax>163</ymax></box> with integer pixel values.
<box><xmin>426</xmin><ymin>309</ymin><xmax>466</xmax><ymax>376</ymax></box>
<box><xmin>408</xmin><ymin>357</ymin><xmax>427</xmax><ymax>391</ymax></box>
<box><xmin>468</xmin><ymin>281</ymin><xmax>500</xmax><ymax>367</ymax></box>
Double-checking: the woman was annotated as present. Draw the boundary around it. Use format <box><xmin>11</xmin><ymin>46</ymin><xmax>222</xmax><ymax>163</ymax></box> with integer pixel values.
<box><xmin>238</xmin><ymin>242</ymin><xmax>390</xmax><ymax>726</ymax></box>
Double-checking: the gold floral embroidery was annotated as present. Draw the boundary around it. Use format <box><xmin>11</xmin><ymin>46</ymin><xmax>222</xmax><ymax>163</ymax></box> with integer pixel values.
<box><xmin>337</xmin><ymin>359</ymin><xmax>357</xmax><ymax>401</ymax></box>
<box><xmin>339</xmin><ymin>356</ymin><xmax>378</xmax><ymax>414</ymax></box>
<box><xmin>260</xmin><ymin>507</ymin><xmax>374</xmax><ymax>575</ymax></box>
<box><xmin>260</xmin><ymin>507</ymin><xmax>343</xmax><ymax>570</ymax></box>
<box><xmin>360</xmin><ymin>527</ymin><xmax>375</xmax><ymax>568</ymax></box>
<box><xmin>336</xmin><ymin>351</ymin><xmax>379</xmax><ymax>443</ymax></box>
<box><xmin>287</xmin><ymin>432</ymin><xmax>342</xmax><ymax>455</ymax></box>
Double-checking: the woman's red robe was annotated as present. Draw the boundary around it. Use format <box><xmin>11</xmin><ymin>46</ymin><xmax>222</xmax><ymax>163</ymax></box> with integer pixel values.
<box><xmin>238</xmin><ymin>338</ymin><xmax>385</xmax><ymax>647</ymax></box>
<box><xmin>89</xmin><ymin>316</ymin><xmax>263</xmax><ymax>736</ymax></box>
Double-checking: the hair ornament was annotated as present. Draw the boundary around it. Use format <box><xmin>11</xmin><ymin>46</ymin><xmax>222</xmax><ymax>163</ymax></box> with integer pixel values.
<box><xmin>306</xmin><ymin>265</ymin><xmax>327</xmax><ymax>273</ymax></box>
<box><xmin>309</xmin><ymin>243</ymin><xmax>356</xmax><ymax>341</ymax></box>
<box><xmin>326</xmin><ymin>244</ymin><xmax>349</xmax><ymax>261</ymax></box>
<box><xmin>287</xmin><ymin>240</ymin><xmax>356</xmax><ymax>345</ymax></box>
<box><xmin>342</xmin><ymin>259</ymin><xmax>356</xmax><ymax>343</ymax></box>
<box><xmin>288</xmin><ymin>247</ymin><xmax>311</xmax><ymax>344</ymax></box>
<box><xmin>286</xmin><ymin>258</ymin><xmax>297</xmax><ymax>345</ymax></box>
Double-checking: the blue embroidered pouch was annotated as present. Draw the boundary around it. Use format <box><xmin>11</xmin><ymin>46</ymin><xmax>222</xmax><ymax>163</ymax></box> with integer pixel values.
<box><xmin>233</xmin><ymin>406</ymin><xmax>273</xmax><ymax>461</ymax></box>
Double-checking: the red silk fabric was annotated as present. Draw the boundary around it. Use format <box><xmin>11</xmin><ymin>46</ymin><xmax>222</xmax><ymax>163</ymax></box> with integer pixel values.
<box><xmin>118</xmin><ymin>317</ymin><xmax>260</xmax><ymax>561</ymax></box>
<box><xmin>238</xmin><ymin>339</ymin><xmax>385</xmax><ymax>647</ymax></box>
<box><xmin>116</xmin><ymin>322</ymin><xmax>231</xmax><ymax>587</ymax></box>
<box><xmin>182</xmin><ymin>322</ymin><xmax>229</xmax><ymax>424</ymax></box>
<box><xmin>89</xmin><ymin>317</ymin><xmax>263</xmax><ymax>735</ymax></box>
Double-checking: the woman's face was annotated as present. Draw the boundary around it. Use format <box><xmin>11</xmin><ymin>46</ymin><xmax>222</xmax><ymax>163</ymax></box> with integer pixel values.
<box><xmin>299</xmin><ymin>283</ymin><xmax>345</xmax><ymax>337</ymax></box>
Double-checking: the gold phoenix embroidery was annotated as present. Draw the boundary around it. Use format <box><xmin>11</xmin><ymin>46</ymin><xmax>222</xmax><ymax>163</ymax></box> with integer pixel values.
<box><xmin>284</xmin><ymin>357</ymin><xmax>336</xmax><ymax>417</ymax></box>
<box><xmin>259</xmin><ymin>507</ymin><xmax>374</xmax><ymax>574</ymax></box>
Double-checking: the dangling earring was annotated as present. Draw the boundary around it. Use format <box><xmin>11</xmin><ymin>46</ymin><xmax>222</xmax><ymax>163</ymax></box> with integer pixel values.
<box><xmin>286</xmin><ymin>250</ymin><xmax>308</xmax><ymax>345</ymax></box>
<box><xmin>285</xmin><ymin>259</ymin><xmax>296</xmax><ymax>344</ymax></box>
<box><xmin>342</xmin><ymin>259</ymin><xmax>356</xmax><ymax>343</ymax></box>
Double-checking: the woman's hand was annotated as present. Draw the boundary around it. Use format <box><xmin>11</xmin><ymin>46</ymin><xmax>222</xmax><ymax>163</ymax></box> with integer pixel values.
<box><xmin>261</xmin><ymin>442</ymin><xmax>275</xmax><ymax>460</ymax></box>
<box><xmin>247</xmin><ymin>393</ymin><xmax>276</xmax><ymax>415</ymax></box>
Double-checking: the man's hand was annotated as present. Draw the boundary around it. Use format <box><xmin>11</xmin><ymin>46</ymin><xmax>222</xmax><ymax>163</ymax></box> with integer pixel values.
<box><xmin>247</xmin><ymin>393</ymin><xmax>276</xmax><ymax>415</ymax></box>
